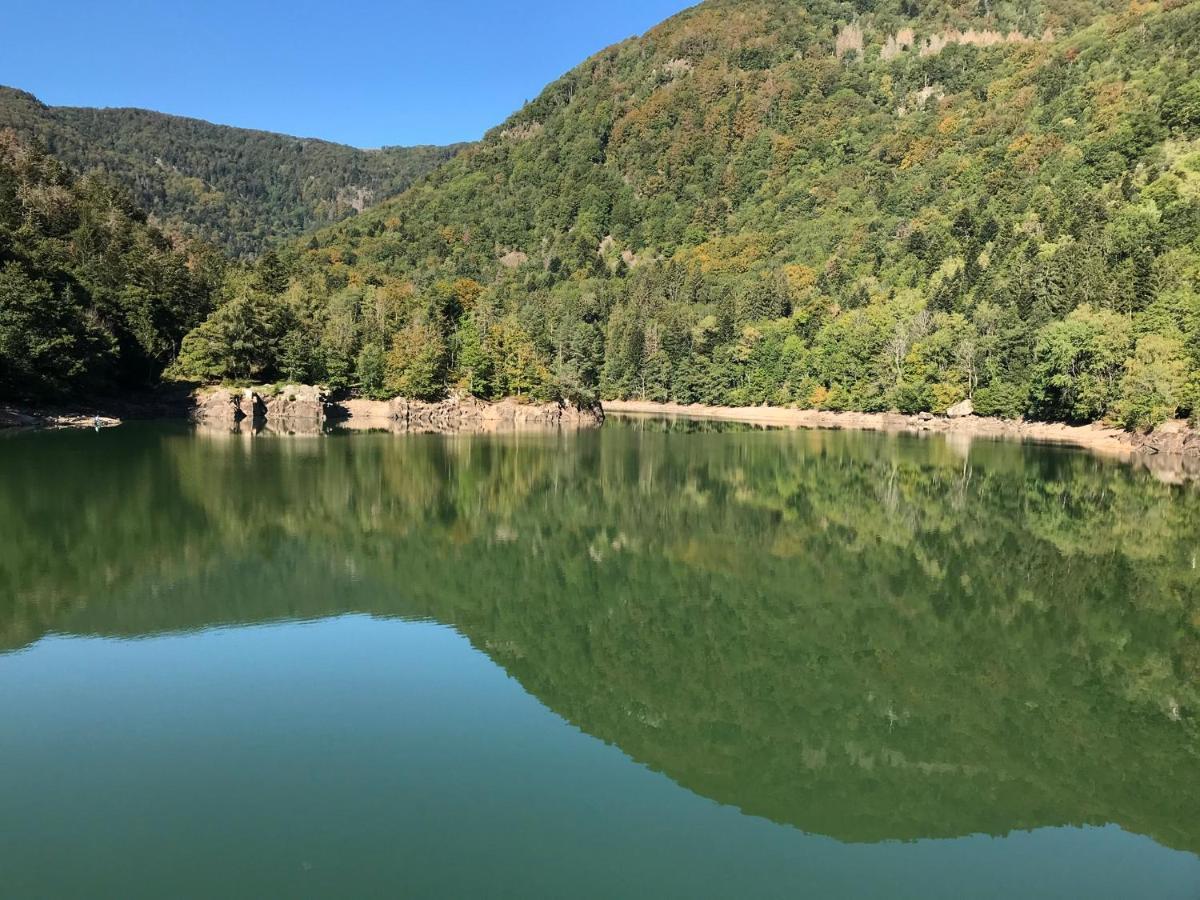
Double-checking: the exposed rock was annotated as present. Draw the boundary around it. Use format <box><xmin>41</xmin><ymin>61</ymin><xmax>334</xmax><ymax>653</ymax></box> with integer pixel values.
<box><xmin>191</xmin><ymin>388</ymin><xmax>246</xmax><ymax>423</ymax></box>
<box><xmin>193</xmin><ymin>385</ymin><xmax>321</xmax><ymax>424</ymax></box>
<box><xmin>261</xmin><ymin>384</ymin><xmax>325</xmax><ymax>421</ymax></box>
<box><xmin>661</xmin><ymin>58</ymin><xmax>693</xmax><ymax>79</ymax></box>
<box><xmin>1127</xmin><ymin>419</ymin><xmax>1200</xmax><ymax>456</ymax></box>
<box><xmin>880</xmin><ymin>27</ymin><xmax>916</xmax><ymax>60</ymax></box>
<box><xmin>834</xmin><ymin>22</ymin><xmax>864</xmax><ymax>59</ymax></box>
<box><xmin>241</xmin><ymin>390</ymin><xmax>268</xmax><ymax>420</ymax></box>
<box><xmin>384</xmin><ymin>395</ymin><xmax>603</xmax><ymax>432</ymax></box>
<box><xmin>946</xmin><ymin>399</ymin><xmax>974</xmax><ymax>418</ymax></box>
<box><xmin>498</xmin><ymin>249</ymin><xmax>529</xmax><ymax>269</ymax></box>
<box><xmin>498</xmin><ymin>122</ymin><xmax>543</xmax><ymax>142</ymax></box>
<box><xmin>898</xmin><ymin>83</ymin><xmax>945</xmax><ymax>116</ymax></box>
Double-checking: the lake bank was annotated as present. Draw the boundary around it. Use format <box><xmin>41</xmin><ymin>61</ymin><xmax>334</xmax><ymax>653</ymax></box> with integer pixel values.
<box><xmin>602</xmin><ymin>399</ymin><xmax>1200</xmax><ymax>461</ymax></box>
<box><xmin>0</xmin><ymin>404</ymin><xmax>121</xmax><ymax>430</ymax></box>
<box><xmin>0</xmin><ymin>384</ymin><xmax>204</xmax><ymax>432</ymax></box>
<box><xmin>190</xmin><ymin>388</ymin><xmax>603</xmax><ymax>433</ymax></box>
<box><xmin>1</xmin><ymin>387</ymin><xmax>604</xmax><ymax>435</ymax></box>
<box><xmin>8</xmin><ymin>390</ymin><xmax>1198</xmax><ymax>464</ymax></box>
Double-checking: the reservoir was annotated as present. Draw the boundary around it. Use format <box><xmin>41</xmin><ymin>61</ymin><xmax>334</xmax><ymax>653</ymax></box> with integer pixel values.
<box><xmin>2</xmin><ymin>418</ymin><xmax>1198</xmax><ymax>898</ymax></box>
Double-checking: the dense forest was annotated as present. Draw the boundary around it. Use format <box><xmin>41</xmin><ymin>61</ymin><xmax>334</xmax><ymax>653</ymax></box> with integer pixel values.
<box><xmin>160</xmin><ymin>0</ymin><xmax>1200</xmax><ymax>429</ymax></box>
<box><xmin>0</xmin><ymin>87</ymin><xmax>463</xmax><ymax>257</ymax></box>
<box><xmin>0</xmin><ymin>131</ymin><xmax>224</xmax><ymax>399</ymax></box>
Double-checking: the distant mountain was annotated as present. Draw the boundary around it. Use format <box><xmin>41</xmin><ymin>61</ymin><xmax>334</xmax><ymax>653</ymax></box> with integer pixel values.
<box><xmin>0</xmin><ymin>86</ymin><xmax>465</xmax><ymax>257</ymax></box>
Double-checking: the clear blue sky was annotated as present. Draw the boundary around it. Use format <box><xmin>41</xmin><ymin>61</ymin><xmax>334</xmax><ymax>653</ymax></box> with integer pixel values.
<box><xmin>0</xmin><ymin>0</ymin><xmax>694</xmax><ymax>147</ymax></box>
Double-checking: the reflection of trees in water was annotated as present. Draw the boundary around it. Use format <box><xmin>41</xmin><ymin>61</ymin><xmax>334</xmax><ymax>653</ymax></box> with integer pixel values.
<box><xmin>1</xmin><ymin>423</ymin><xmax>1198</xmax><ymax>850</ymax></box>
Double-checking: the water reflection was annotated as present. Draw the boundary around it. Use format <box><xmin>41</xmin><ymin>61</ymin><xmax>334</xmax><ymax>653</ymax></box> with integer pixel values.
<box><xmin>1</xmin><ymin>420</ymin><xmax>1198</xmax><ymax>854</ymax></box>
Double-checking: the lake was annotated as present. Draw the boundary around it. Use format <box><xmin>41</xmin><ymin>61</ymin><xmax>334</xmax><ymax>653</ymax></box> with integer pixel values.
<box><xmin>2</xmin><ymin>417</ymin><xmax>1198</xmax><ymax>898</ymax></box>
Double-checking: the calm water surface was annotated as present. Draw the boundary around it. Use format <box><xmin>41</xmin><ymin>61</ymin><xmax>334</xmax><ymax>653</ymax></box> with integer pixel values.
<box><xmin>2</xmin><ymin>418</ymin><xmax>1198</xmax><ymax>898</ymax></box>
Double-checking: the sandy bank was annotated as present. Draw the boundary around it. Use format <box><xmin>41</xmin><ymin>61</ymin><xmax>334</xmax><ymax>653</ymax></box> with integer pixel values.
<box><xmin>602</xmin><ymin>400</ymin><xmax>1162</xmax><ymax>458</ymax></box>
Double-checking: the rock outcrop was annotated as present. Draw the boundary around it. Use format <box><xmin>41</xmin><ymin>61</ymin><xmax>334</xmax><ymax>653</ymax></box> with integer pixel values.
<box><xmin>261</xmin><ymin>384</ymin><xmax>325</xmax><ymax>421</ymax></box>
<box><xmin>388</xmin><ymin>395</ymin><xmax>603</xmax><ymax>432</ymax></box>
<box><xmin>328</xmin><ymin>394</ymin><xmax>603</xmax><ymax>432</ymax></box>
<box><xmin>192</xmin><ymin>385</ymin><xmax>323</xmax><ymax>425</ymax></box>
<box><xmin>191</xmin><ymin>388</ymin><xmax>248</xmax><ymax>423</ymax></box>
<box><xmin>1126</xmin><ymin>419</ymin><xmax>1200</xmax><ymax>456</ymax></box>
<box><xmin>0</xmin><ymin>405</ymin><xmax>120</xmax><ymax>429</ymax></box>
<box><xmin>191</xmin><ymin>386</ymin><xmax>600</xmax><ymax>434</ymax></box>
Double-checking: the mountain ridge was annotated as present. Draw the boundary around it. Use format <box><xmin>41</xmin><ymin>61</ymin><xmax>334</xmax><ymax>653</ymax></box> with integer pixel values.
<box><xmin>0</xmin><ymin>85</ymin><xmax>466</xmax><ymax>256</ymax></box>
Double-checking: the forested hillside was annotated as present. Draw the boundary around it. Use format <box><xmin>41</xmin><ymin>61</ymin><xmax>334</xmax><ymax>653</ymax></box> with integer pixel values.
<box><xmin>169</xmin><ymin>0</ymin><xmax>1200</xmax><ymax>428</ymax></box>
<box><xmin>0</xmin><ymin>87</ymin><xmax>463</xmax><ymax>257</ymax></box>
<box><xmin>0</xmin><ymin>131</ymin><xmax>224</xmax><ymax>399</ymax></box>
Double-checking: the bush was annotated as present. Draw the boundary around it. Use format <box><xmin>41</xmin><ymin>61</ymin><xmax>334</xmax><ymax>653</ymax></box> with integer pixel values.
<box><xmin>1116</xmin><ymin>334</ymin><xmax>1187</xmax><ymax>431</ymax></box>
<box><xmin>973</xmin><ymin>382</ymin><xmax>1027</xmax><ymax>419</ymax></box>
<box><xmin>891</xmin><ymin>380</ymin><xmax>934</xmax><ymax>414</ymax></box>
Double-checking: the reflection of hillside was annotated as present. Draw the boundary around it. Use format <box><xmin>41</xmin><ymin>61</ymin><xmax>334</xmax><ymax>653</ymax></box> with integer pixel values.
<box><xmin>1</xmin><ymin>422</ymin><xmax>1198</xmax><ymax>852</ymax></box>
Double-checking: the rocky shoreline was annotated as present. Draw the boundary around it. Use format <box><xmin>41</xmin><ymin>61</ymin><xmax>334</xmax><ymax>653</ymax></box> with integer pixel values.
<box><xmin>190</xmin><ymin>385</ymin><xmax>604</xmax><ymax>433</ymax></box>
<box><xmin>7</xmin><ymin>388</ymin><xmax>1199</xmax><ymax>476</ymax></box>
<box><xmin>0</xmin><ymin>405</ymin><xmax>121</xmax><ymax>430</ymax></box>
<box><xmin>332</xmin><ymin>395</ymin><xmax>603</xmax><ymax>432</ymax></box>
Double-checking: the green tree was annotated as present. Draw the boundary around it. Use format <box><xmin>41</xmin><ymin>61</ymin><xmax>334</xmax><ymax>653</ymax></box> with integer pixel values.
<box><xmin>167</xmin><ymin>273</ymin><xmax>288</xmax><ymax>382</ymax></box>
<box><xmin>1029</xmin><ymin>306</ymin><xmax>1132</xmax><ymax>423</ymax></box>
<box><xmin>486</xmin><ymin>318</ymin><xmax>547</xmax><ymax>399</ymax></box>
<box><xmin>385</xmin><ymin>320</ymin><xmax>447</xmax><ymax>399</ymax></box>
<box><xmin>0</xmin><ymin>264</ymin><xmax>111</xmax><ymax>398</ymax></box>
<box><xmin>356</xmin><ymin>342</ymin><xmax>388</xmax><ymax>400</ymax></box>
<box><xmin>1117</xmin><ymin>334</ymin><xmax>1188</xmax><ymax>431</ymax></box>
<box><xmin>453</xmin><ymin>316</ymin><xmax>495</xmax><ymax>399</ymax></box>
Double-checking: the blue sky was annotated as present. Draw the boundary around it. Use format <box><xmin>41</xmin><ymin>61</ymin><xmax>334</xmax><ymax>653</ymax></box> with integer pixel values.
<box><xmin>1</xmin><ymin>0</ymin><xmax>694</xmax><ymax>147</ymax></box>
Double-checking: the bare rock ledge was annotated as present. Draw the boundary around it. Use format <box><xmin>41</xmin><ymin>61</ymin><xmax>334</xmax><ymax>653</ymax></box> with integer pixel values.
<box><xmin>192</xmin><ymin>387</ymin><xmax>603</xmax><ymax>433</ymax></box>
<box><xmin>337</xmin><ymin>395</ymin><xmax>603</xmax><ymax>432</ymax></box>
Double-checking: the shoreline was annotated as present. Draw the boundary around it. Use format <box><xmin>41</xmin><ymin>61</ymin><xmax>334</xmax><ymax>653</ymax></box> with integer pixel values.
<box><xmin>1</xmin><ymin>404</ymin><xmax>121</xmax><ymax>431</ymax></box>
<box><xmin>601</xmin><ymin>400</ymin><xmax>1177</xmax><ymax>459</ymax></box>
<box><xmin>5</xmin><ymin>391</ymin><xmax>1195</xmax><ymax>462</ymax></box>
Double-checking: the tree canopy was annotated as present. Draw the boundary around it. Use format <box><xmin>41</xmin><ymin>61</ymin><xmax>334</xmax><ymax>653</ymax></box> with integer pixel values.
<box><xmin>0</xmin><ymin>131</ymin><xmax>223</xmax><ymax>399</ymax></box>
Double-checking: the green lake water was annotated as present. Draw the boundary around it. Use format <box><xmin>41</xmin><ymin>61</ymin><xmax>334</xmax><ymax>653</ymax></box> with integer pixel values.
<box><xmin>1</xmin><ymin>417</ymin><xmax>1198</xmax><ymax>898</ymax></box>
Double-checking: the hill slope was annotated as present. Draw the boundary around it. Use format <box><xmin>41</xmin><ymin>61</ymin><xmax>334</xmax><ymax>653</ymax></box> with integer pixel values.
<box><xmin>0</xmin><ymin>86</ymin><xmax>464</xmax><ymax>257</ymax></box>
<box><xmin>0</xmin><ymin>132</ymin><xmax>223</xmax><ymax>399</ymax></box>
<box><xmin>176</xmin><ymin>0</ymin><xmax>1200</xmax><ymax>427</ymax></box>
